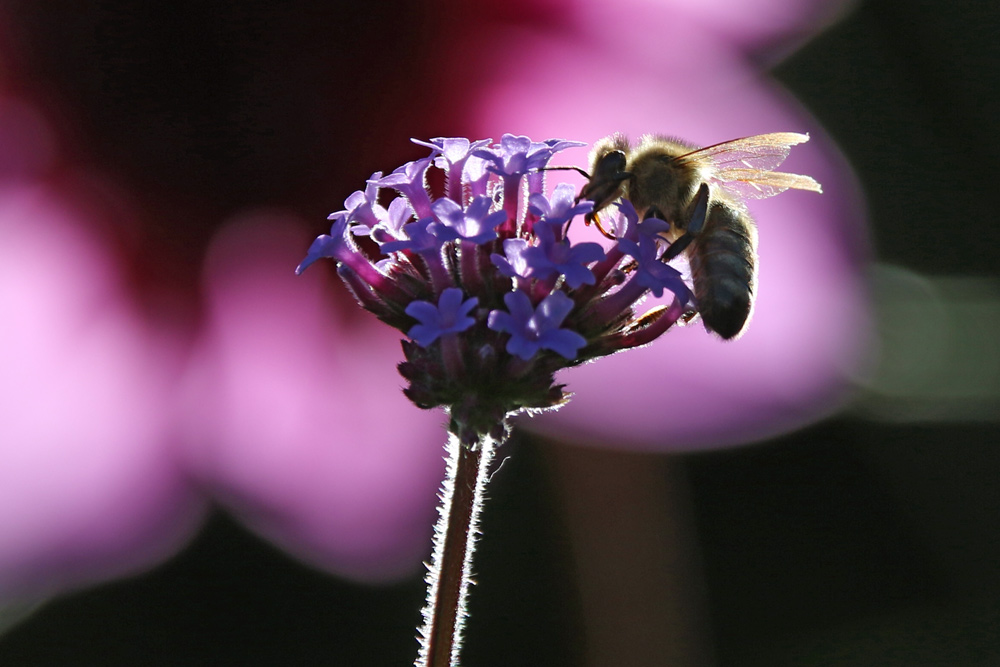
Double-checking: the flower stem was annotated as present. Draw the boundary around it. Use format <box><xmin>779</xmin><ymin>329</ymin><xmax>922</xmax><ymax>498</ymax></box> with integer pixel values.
<box><xmin>416</xmin><ymin>427</ymin><xmax>497</xmax><ymax>667</ymax></box>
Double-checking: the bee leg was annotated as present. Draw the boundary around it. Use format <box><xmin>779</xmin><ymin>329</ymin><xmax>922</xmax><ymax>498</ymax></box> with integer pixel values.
<box><xmin>645</xmin><ymin>205</ymin><xmax>685</xmax><ymax>256</ymax></box>
<box><xmin>590</xmin><ymin>212</ymin><xmax>618</xmax><ymax>240</ymax></box>
<box><xmin>661</xmin><ymin>184</ymin><xmax>709</xmax><ymax>261</ymax></box>
<box><xmin>686</xmin><ymin>183</ymin><xmax>710</xmax><ymax>235</ymax></box>
<box><xmin>662</xmin><ymin>232</ymin><xmax>694</xmax><ymax>261</ymax></box>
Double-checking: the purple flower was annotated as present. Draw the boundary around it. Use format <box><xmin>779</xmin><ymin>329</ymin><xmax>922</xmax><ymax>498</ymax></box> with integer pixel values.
<box><xmin>378</xmin><ymin>217</ymin><xmax>442</xmax><ymax>255</ymax></box>
<box><xmin>617</xmin><ymin>233</ymin><xmax>691</xmax><ymax>302</ymax></box>
<box><xmin>473</xmin><ymin>134</ymin><xmax>536</xmax><ymax>177</ymax></box>
<box><xmin>491</xmin><ymin>238</ymin><xmax>533</xmax><ymax>280</ymax></box>
<box><xmin>429</xmin><ymin>196</ymin><xmax>507</xmax><ymax>245</ymax></box>
<box><xmin>528</xmin><ymin>183</ymin><xmax>595</xmax><ymax>227</ymax></box>
<box><xmin>369</xmin><ymin>197</ymin><xmax>414</xmax><ymax>242</ymax></box>
<box><xmin>474</xmin><ymin>133</ymin><xmax>582</xmax><ymax>178</ymax></box>
<box><xmin>411</xmin><ymin>137</ymin><xmax>492</xmax><ymax>197</ymax></box>
<box><xmin>372</xmin><ymin>158</ymin><xmax>434</xmax><ymax>217</ymax></box>
<box><xmin>412</xmin><ymin>137</ymin><xmax>491</xmax><ymax>167</ymax></box>
<box><xmin>336</xmin><ymin>172</ymin><xmax>383</xmax><ymax>232</ymax></box>
<box><xmin>487</xmin><ymin>290</ymin><xmax>587</xmax><ymax>361</ymax></box>
<box><xmin>523</xmin><ymin>222</ymin><xmax>606</xmax><ymax>289</ymax></box>
<box><xmin>294</xmin><ymin>213</ymin><xmax>352</xmax><ymax>274</ymax></box>
<box><xmin>405</xmin><ymin>288</ymin><xmax>478</xmax><ymax>347</ymax></box>
<box><xmin>298</xmin><ymin>135</ymin><xmax>708</xmax><ymax>420</ymax></box>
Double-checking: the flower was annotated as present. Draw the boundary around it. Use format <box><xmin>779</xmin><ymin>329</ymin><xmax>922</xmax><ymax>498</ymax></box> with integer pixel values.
<box><xmin>487</xmin><ymin>290</ymin><xmax>588</xmax><ymax>361</ymax></box>
<box><xmin>429</xmin><ymin>196</ymin><xmax>507</xmax><ymax>244</ymax></box>
<box><xmin>297</xmin><ymin>134</ymin><xmax>699</xmax><ymax>440</ymax></box>
<box><xmin>528</xmin><ymin>182</ymin><xmax>596</xmax><ymax>226</ymax></box>
<box><xmin>522</xmin><ymin>220</ymin><xmax>605</xmax><ymax>289</ymax></box>
<box><xmin>406</xmin><ymin>288</ymin><xmax>479</xmax><ymax>347</ymax></box>
<box><xmin>616</xmin><ymin>217</ymin><xmax>693</xmax><ymax>302</ymax></box>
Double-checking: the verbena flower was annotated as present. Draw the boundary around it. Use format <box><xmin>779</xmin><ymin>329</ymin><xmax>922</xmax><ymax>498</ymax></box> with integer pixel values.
<box><xmin>297</xmin><ymin>134</ymin><xmax>698</xmax><ymax>440</ymax></box>
<box><xmin>406</xmin><ymin>289</ymin><xmax>479</xmax><ymax>347</ymax></box>
<box><xmin>487</xmin><ymin>290</ymin><xmax>587</xmax><ymax>361</ymax></box>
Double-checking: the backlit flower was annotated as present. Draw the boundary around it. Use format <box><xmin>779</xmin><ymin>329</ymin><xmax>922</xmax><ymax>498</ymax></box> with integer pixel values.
<box><xmin>297</xmin><ymin>135</ymin><xmax>700</xmax><ymax>440</ymax></box>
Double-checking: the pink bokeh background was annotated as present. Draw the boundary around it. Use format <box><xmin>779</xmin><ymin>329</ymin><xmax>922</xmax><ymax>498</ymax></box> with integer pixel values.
<box><xmin>0</xmin><ymin>0</ymin><xmax>869</xmax><ymax>605</ymax></box>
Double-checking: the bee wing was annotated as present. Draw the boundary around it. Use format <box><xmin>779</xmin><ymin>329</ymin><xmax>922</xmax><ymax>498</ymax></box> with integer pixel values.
<box><xmin>716</xmin><ymin>169</ymin><xmax>823</xmax><ymax>200</ymax></box>
<box><xmin>674</xmin><ymin>132</ymin><xmax>822</xmax><ymax>200</ymax></box>
<box><xmin>674</xmin><ymin>132</ymin><xmax>809</xmax><ymax>171</ymax></box>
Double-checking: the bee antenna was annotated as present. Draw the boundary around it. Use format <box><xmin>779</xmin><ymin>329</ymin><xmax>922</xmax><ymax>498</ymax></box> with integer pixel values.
<box><xmin>535</xmin><ymin>165</ymin><xmax>593</xmax><ymax>179</ymax></box>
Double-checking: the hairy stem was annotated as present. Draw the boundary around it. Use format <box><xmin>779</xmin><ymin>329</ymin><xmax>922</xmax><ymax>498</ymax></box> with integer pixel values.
<box><xmin>416</xmin><ymin>428</ymin><xmax>497</xmax><ymax>667</ymax></box>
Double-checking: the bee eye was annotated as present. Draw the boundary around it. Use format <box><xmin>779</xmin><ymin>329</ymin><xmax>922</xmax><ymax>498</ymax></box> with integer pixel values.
<box><xmin>600</xmin><ymin>150</ymin><xmax>627</xmax><ymax>172</ymax></box>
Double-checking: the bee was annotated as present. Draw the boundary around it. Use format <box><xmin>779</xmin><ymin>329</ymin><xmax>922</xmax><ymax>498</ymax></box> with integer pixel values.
<box><xmin>578</xmin><ymin>132</ymin><xmax>822</xmax><ymax>340</ymax></box>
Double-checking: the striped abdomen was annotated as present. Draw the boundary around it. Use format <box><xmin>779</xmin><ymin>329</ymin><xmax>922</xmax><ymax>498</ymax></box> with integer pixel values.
<box><xmin>687</xmin><ymin>202</ymin><xmax>758</xmax><ymax>340</ymax></box>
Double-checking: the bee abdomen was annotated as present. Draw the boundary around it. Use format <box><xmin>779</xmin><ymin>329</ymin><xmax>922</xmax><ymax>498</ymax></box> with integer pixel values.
<box><xmin>688</xmin><ymin>205</ymin><xmax>758</xmax><ymax>340</ymax></box>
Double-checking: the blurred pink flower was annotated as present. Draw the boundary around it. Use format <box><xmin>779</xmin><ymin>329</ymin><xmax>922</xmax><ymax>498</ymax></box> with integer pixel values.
<box><xmin>0</xmin><ymin>0</ymin><xmax>869</xmax><ymax>605</ymax></box>
<box><xmin>566</xmin><ymin>0</ymin><xmax>856</xmax><ymax>60</ymax></box>
<box><xmin>0</xmin><ymin>179</ymin><xmax>204</xmax><ymax>601</ymax></box>
<box><xmin>176</xmin><ymin>211</ymin><xmax>447</xmax><ymax>583</ymax></box>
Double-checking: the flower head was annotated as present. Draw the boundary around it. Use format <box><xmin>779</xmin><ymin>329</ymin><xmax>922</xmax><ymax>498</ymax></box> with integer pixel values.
<box><xmin>299</xmin><ymin>135</ymin><xmax>711</xmax><ymax>439</ymax></box>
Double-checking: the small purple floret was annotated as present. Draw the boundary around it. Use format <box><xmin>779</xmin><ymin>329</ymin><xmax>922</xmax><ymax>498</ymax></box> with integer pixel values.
<box><xmin>372</xmin><ymin>158</ymin><xmax>434</xmax><ymax>217</ymax></box>
<box><xmin>405</xmin><ymin>288</ymin><xmax>479</xmax><ymax>347</ymax></box>
<box><xmin>378</xmin><ymin>217</ymin><xmax>442</xmax><ymax>255</ymax></box>
<box><xmin>295</xmin><ymin>214</ymin><xmax>352</xmax><ymax>275</ymax></box>
<box><xmin>491</xmin><ymin>238</ymin><xmax>533</xmax><ymax>280</ymax></box>
<box><xmin>430</xmin><ymin>196</ymin><xmax>507</xmax><ymax>245</ymax></box>
<box><xmin>369</xmin><ymin>197</ymin><xmax>414</xmax><ymax>241</ymax></box>
<box><xmin>528</xmin><ymin>183</ymin><xmax>594</xmax><ymax>226</ymax></box>
<box><xmin>487</xmin><ymin>291</ymin><xmax>587</xmax><ymax>361</ymax></box>
<box><xmin>412</xmin><ymin>137</ymin><xmax>492</xmax><ymax>171</ymax></box>
<box><xmin>617</xmin><ymin>234</ymin><xmax>692</xmax><ymax>302</ymax></box>
<box><xmin>522</xmin><ymin>222</ymin><xmax>606</xmax><ymax>289</ymax></box>
<box><xmin>473</xmin><ymin>133</ymin><xmax>558</xmax><ymax>178</ymax></box>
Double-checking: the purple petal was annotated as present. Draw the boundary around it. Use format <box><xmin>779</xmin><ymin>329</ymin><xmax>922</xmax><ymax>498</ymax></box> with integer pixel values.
<box><xmin>538</xmin><ymin>327</ymin><xmax>588</xmax><ymax>360</ymax></box>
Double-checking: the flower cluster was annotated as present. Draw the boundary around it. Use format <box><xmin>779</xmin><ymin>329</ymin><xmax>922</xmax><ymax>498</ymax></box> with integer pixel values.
<box><xmin>297</xmin><ymin>135</ymin><xmax>694</xmax><ymax>441</ymax></box>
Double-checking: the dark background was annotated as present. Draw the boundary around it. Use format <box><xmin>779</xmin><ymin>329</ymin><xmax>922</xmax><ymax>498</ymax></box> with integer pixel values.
<box><xmin>1</xmin><ymin>0</ymin><xmax>999</xmax><ymax>664</ymax></box>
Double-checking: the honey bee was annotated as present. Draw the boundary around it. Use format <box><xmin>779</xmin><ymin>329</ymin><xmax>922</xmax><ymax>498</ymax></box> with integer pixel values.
<box><xmin>578</xmin><ymin>132</ymin><xmax>822</xmax><ymax>340</ymax></box>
